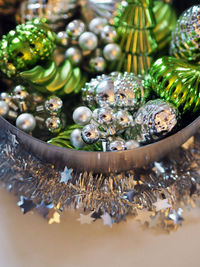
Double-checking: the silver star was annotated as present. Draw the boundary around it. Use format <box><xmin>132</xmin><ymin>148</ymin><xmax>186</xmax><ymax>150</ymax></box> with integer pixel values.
<box><xmin>60</xmin><ymin>167</ymin><xmax>73</xmax><ymax>184</ymax></box>
<box><xmin>101</xmin><ymin>212</ymin><xmax>113</xmax><ymax>228</ymax></box>
<box><xmin>77</xmin><ymin>212</ymin><xmax>95</xmax><ymax>224</ymax></box>
<box><xmin>135</xmin><ymin>209</ymin><xmax>153</xmax><ymax>224</ymax></box>
<box><xmin>153</xmin><ymin>198</ymin><xmax>171</xmax><ymax>212</ymax></box>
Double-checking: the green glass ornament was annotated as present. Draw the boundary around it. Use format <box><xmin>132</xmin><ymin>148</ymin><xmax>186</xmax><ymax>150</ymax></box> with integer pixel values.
<box><xmin>170</xmin><ymin>5</ymin><xmax>200</xmax><ymax>63</ymax></box>
<box><xmin>109</xmin><ymin>0</ymin><xmax>158</xmax><ymax>75</ymax></box>
<box><xmin>153</xmin><ymin>0</ymin><xmax>177</xmax><ymax>50</ymax></box>
<box><xmin>149</xmin><ymin>56</ymin><xmax>200</xmax><ymax>114</ymax></box>
<box><xmin>0</xmin><ymin>19</ymin><xmax>56</xmax><ymax>78</ymax></box>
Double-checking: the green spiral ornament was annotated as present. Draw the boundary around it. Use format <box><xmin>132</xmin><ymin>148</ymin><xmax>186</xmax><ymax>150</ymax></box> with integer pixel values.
<box><xmin>149</xmin><ymin>56</ymin><xmax>200</xmax><ymax>114</ymax></box>
<box><xmin>170</xmin><ymin>5</ymin><xmax>200</xmax><ymax>63</ymax></box>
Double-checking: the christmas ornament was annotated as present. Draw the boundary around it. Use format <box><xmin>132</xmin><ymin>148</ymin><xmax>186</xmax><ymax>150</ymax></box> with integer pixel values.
<box><xmin>170</xmin><ymin>5</ymin><xmax>200</xmax><ymax>63</ymax></box>
<box><xmin>0</xmin><ymin>0</ymin><xmax>20</xmax><ymax>15</ymax></box>
<box><xmin>64</xmin><ymin>18</ymin><xmax>121</xmax><ymax>74</ymax></box>
<box><xmin>109</xmin><ymin>0</ymin><xmax>158</xmax><ymax>75</ymax></box>
<box><xmin>17</xmin><ymin>0</ymin><xmax>78</xmax><ymax>30</ymax></box>
<box><xmin>0</xmin><ymin>86</ymin><xmax>65</xmax><ymax>134</ymax></box>
<box><xmin>153</xmin><ymin>0</ymin><xmax>177</xmax><ymax>50</ymax></box>
<box><xmin>149</xmin><ymin>56</ymin><xmax>200</xmax><ymax>114</ymax></box>
<box><xmin>128</xmin><ymin>99</ymin><xmax>179</xmax><ymax>144</ymax></box>
<box><xmin>82</xmin><ymin>72</ymin><xmax>148</xmax><ymax>111</ymax></box>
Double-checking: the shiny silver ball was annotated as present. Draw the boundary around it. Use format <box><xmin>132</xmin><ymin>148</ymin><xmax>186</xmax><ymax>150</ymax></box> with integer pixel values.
<box><xmin>45</xmin><ymin>96</ymin><xmax>63</xmax><ymax>114</ymax></box>
<box><xmin>115</xmin><ymin>110</ymin><xmax>133</xmax><ymax>128</ymax></box>
<box><xmin>81</xmin><ymin>124</ymin><xmax>100</xmax><ymax>144</ymax></box>
<box><xmin>0</xmin><ymin>92</ymin><xmax>10</xmax><ymax>103</ymax></box>
<box><xmin>13</xmin><ymin>85</ymin><xmax>28</xmax><ymax>100</ymax></box>
<box><xmin>70</xmin><ymin>129</ymin><xmax>85</xmax><ymax>148</ymax></box>
<box><xmin>73</xmin><ymin>106</ymin><xmax>92</xmax><ymax>126</ymax></box>
<box><xmin>103</xmin><ymin>43</ymin><xmax>121</xmax><ymax>61</ymax></box>
<box><xmin>89</xmin><ymin>56</ymin><xmax>106</xmax><ymax>73</ymax></box>
<box><xmin>78</xmin><ymin>32</ymin><xmax>98</xmax><ymax>51</ymax></box>
<box><xmin>65</xmin><ymin>47</ymin><xmax>82</xmax><ymax>66</ymax></box>
<box><xmin>0</xmin><ymin>101</ymin><xmax>9</xmax><ymax>117</ymax></box>
<box><xmin>45</xmin><ymin>116</ymin><xmax>62</xmax><ymax>133</ymax></box>
<box><xmin>89</xmin><ymin>17</ymin><xmax>107</xmax><ymax>35</ymax></box>
<box><xmin>57</xmin><ymin>31</ymin><xmax>68</xmax><ymax>46</ymax></box>
<box><xmin>66</xmin><ymin>20</ymin><xmax>86</xmax><ymax>39</ymax></box>
<box><xmin>96</xmin><ymin>77</ymin><xmax>115</xmax><ymax>106</ymax></box>
<box><xmin>125</xmin><ymin>140</ymin><xmax>139</xmax><ymax>150</ymax></box>
<box><xmin>93</xmin><ymin>107</ymin><xmax>114</xmax><ymax>125</ymax></box>
<box><xmin>108</xmin><ymin>140</ymin><xmax>125</xmax><ymax>151</ymax></box>
<box><xmin>16</xmin><ymin>113</ymin><xmax>36</xmax><ymax>132</ymax></box>
<box><xmin>100</xmin><ymin>25</ymin><xmax>118</xmax><ymax>43</ymax></box>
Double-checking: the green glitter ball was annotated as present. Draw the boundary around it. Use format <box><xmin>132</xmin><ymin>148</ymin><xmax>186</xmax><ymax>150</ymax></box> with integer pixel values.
<box><xmin>149</xmin><ymin>56</ymin><xmax>200</xmax><ymax>114</ymax></box>
<box><xmin>0</xmin><ymin>19</ymin><xmax>56</xmax><ymax>77</ymax></box>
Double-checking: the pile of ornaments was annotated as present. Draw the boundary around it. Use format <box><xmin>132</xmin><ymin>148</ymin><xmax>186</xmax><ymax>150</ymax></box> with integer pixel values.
<box><xmin>70</xmin><ymin>72</ymin><xmax>179</xmax><ymax>151</ymax></box>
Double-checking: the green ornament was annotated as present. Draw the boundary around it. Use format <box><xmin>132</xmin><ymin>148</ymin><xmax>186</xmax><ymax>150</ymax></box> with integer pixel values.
<box><xmin>170</xmin><ymin>5</ymin><xmax>200</xmax><ymax>63</ymax></box>
<box><xmin>153</xmin><ymin>0</ymin><xmax>177</xmax><ymax>50</ymax></box>
<box><xmin>0</xmin><ymin>19</ymin><xmax>56</xmax><ymax>77</ymax></box>
<box><xmin>149</xmin><ymin>56</ymin><xmax>200</xmax><ymax>114</ymax></box>
<box><xmin>109</xmin><ymin>0</ymin><xmax>158</xmax><ymax>75</ymax></box>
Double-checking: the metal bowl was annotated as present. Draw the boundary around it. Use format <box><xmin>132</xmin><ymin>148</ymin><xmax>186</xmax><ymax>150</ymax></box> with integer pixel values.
<box><xmin>1</xmin><ymin>115</ymin><xmax>200</xmax><ymax>174</ymax></box>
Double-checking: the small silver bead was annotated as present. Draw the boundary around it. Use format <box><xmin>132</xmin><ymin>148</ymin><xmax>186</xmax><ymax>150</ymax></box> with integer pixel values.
<box><xmin>65</xmin><ymin>47</ymin><xmax>82</xmax><ymax>66</ymax></box>
<box><xmin>89</xmin><ymin>57</ymin><xmax>106</xmax><ymax>73</ymax></box>
<box><xmin>66</xmin><ymin>20</ymin><xmax>86</xmax><ymax>39</ymax></box>
<box><xmin>45</xmin><ymin>116</ymin><xmax>62</xmax><ymax>133</ymax></box>
<box><xmin>78</xmin><ymin>32</ymin><xmax>98</xmax><ymax>51</ymax></box>
<box><xmin>73</xmin><ymin>106</ymin><xmax>92</xmax><ymax>126</ymax></box>
<box><xmin>81</xmin><ymin>124</ymin><xmax>100</xmax><ymax>144</ymax></box>
<box><xmin>100</xmin><ymin>25</ymin><xmax>118</xmax><ymax>43</ymax></box>
<box><xmin>45</xmin><ymin>96</ymin><xmax>63</xmax><ymax>114</ymax></box>
<box><xmin>16</xmin><ymin>113</ymin><xmax>36</xmax><ymax>132</ymax></box>
<box><xmin>13</xmin><ymin>85</ymin><xmax>28</xmax><ymax>100</ymax></box>
<box><xmin>89</xmin><ymin>17</ymin><xmax>107</xmax><ymax>35</ymax></box>
<box><xmin>103</xmin><ymin>43</ymin><xmax>121</xmax><ymax>61</ymax></box>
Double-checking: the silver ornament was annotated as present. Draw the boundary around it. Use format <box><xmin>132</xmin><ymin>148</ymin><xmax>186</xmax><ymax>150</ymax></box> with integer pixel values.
<box><xmin>16</xmin><ymin>113</ymin><xmax>36</xmax><ymax>132</ymax></box>
<box><xmin>125</xmin><ymin>140</ymin><xmax>139</xmax><ymax>150</ymax></box>
<box><xmin>45</xmin><ymin>96</ymin><xmax>63</xmax><ymax>114</ymax></box>
<box><xmin>81</xmin><ymin>124</ymin><xmax>100</xmax><ymax>144</ymax></box>
<box><xmin>89</xmin><ymin>56</ymin><xmax>106</xmax><ymax>73</ymax></box>
<box><xmin>66</xmin><ymin>20</ymin><xmax>86</xmax><ymax>39</ymax></box>
<box><xmin>65</xmin><ymin>47</ymin><xmax>82</xmax><ymax>66</ymax></box>
<box><xmin>108</xmin><ymin>140</ymin><xmax>125</xmax><ymax>151</ymax></box>
<box><xmin>12</xmin><ymin>85</ymin><xmax>28</xmax><ymax>100</ymax></box>
<box><xmin>78</xmin><ymin>32</ymin><xmax>98</xmax><ymax>51</ymax></box>
<box><xmin>0</xmin><ymin>101</ymin><xmax>9</xmax><ymax>117</ymax></box>
<box><xmin>0</xmin><ymin>92</ymin><xmax>10</xmax><ymax>103</ymax></box>
<box><xmin>88</xmin><ymin>17</ymin><xmax>107</xmax><ymax>35</ymax></box>
<box><xmin>115</xmin><ymin>110</ymin><xmax>133</xmax><ymax>128</ymax></box>
<box><xmin>93</xmin><ymin>107</ymin><xmax>114</xmax><ymax>125</ymax></box>
<box><xmin>45</xmin><ymin>116</ymin><xmax>62</xmax><ymax>133</ymax></box>
<box><xmin>70</xmin><ymin>129</ymin><xmax>85</xmax><ymax>148</ymax></box>
<box><xmin>73</xmin><ymin>106</ymin><xmax>92</xmax><ymax>126</ymax></box>
<box><xmin>100</xmin><ymin>25</ymin><xmax>118</xmax><ymax>43</ymax></box>
<box><xmin>103</xmin><ymin>43</ymin><xmax>121</xmax><ymax>61</ymax></box>
<box><xmin>95</xmin><ymin>77</ymin><xmax>115</xmax><ymax>106</ymax></box>
<box><xmin>56</xmin><ymin>31</ymin><xmax>68</xmax><ymax>46</ymax></box>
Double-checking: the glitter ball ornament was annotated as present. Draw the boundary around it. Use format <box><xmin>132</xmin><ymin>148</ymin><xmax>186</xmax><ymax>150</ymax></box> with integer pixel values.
<box><xmin>81</xmin><ymin>124</ymin><xmax>100</xmax><ymax>144</ymax></box>
<box><xmin>64</xmin><ymin>18</ymin><xmax>121</xmax><ymax>73</ymax></box>
<box><xmin>82</xmin><ymin>72</ymin><xmax>148</xmax><ymax>111</ymax></box>
<box><xmin>170</xmin><ymin>5</ymin><xmax>200</xmax><ymax>63</ymax></box>
<box><xmin>149</xmin><ymin>56</ymin><xmax>200</xmax><ymax>114</ymax></box>
<box><xmin>130</xmin><ymin>99</ymin><xmax>178</xmax><ymax>144</ymax></box>
<box><xmin>17</xmin><ymin>0</ymin><xmax>78</xmax><ymax>30</ymax></box>
<box><xmin>108</xmin><ymin>139</ymin><xmax>125</xmax><ymax>151</ymax></box>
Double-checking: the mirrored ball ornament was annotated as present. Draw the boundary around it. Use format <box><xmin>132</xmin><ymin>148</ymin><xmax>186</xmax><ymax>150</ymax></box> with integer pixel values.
<box><xmin>95</xmin><ymin>77</ymin><xmax>115</xmax><ymax>106</ymax></box>
<box><xmin>88</xmin><ymin>17</ymin><xmax>107</xmax><ymax>35</ymax></box>
<box><xmin>73</xmin><ymin>106</ymin><xmax>92</xmax><ymax>126</ymax></box>
<box><xmin>0</xmin><ymin>100</ymin><xmax>9</xmax><ymax>117</ymax></box>
<box><xmin>65</xmin><ymin>47</ymin><xmax>82</xmax><ymax>66</ymax></box>
<box><xmin>115</xmin><ymin>110</ymin><xmax>133</xmax><ymax>128</ymax></box>
<box><xmin>108</xmin><ymin>140</ymin><xmax>125</xmax><ymax>151</ymax></box>
<box><xmin>16</xmin><ymin>113</ymin><xmax>36</xmax><ymax>132</ymax></box>
<box><xmin>66</xmin><ymin>20</ymin><xmax>86</xmax><ymax>39</ymax></box>
<box><xmin>70</xmin><ymin>128</ymin><xmax>86</xmax><ymax>148</ymax></box>
<box><xmin>103</xmin><ymin>43</ymin><xmax>121</xmax><ymax>61</ymax></box>
<box><xmin>93</xmin><ymin>107</ymin><xmax>114</xmax><ymax>125</ymax></box>
<box><xmin>89</xmin><ymin>56</ymin><xmax>106</xmax><ymax>73</ymax></box>
<box><xmin>45</xmin><ymin>96</ymin><xmax>63</xmax><ymax>114</ymax></box>
<box><xmin>45</xmin><ymin>116</ymin><xmax>62</xmax><ymax>133</ymax></box>
<box><xmin>12</xmin><ymin>85</ymin><xmax>28</xmax><ymax>100</ymax></box>
<box><xmin>78</xmin><ymin>32</ymin><xmax>98</xmax><ymax>51</ymax></box>
<box><xmin>100</xmin><ymin>25</ymin><xmax>118</xmax><ymax>43</ymax></box>
<box><xmin>81</xmin><ymin>124</ymin><xmax>100</xmax><ymax>144</ymax></box>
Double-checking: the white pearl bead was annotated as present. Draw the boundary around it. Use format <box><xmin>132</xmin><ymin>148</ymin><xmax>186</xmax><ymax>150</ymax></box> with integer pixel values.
<box><xmin>73</xmin><ymin>106</ymin><xmax>92</xmax><ymax>126</ymax></box>
<box><xmin>78</xmin><ymin>32</ymin><xmax>98</xmax><ymax>51</ymax></box>
<box><xmin>103</xmin><ymin>43</ymin><xmax>121</xmax><ymax>61</ymax></box>
<box><xmin>16</xmin><ymin>113</ymin><xmax>36</xmax><ymax>132</ymax></box>
<box><xmin>89</xmin><ymin>17</ymin><xmax>107</xmax><ymax>35</ymax></box>
<box><xmin>70</xmin><ymin>129</ymin><xmax>85</xmax><ymax>148</ymax></box>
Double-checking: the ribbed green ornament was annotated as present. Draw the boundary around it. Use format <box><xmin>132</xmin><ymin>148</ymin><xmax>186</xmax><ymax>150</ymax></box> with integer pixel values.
<box><xmin>149</xmin><ymin>56</ymin><xmax>200</xmax><ymax>114</ymax></box>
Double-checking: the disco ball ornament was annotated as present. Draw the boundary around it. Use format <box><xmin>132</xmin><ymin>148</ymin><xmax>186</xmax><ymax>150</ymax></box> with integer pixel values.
<box><xmin>17</xmin><ymin>0</ymin><xmax>78</xmax><ymax>30</ymax></box>
<box><xmin>0</xmin><ymin>0</ymin><xmax>20</xmax><ymax>15</ymax></box>
<box><xmin>170</xmin><ymin>5</ymin><xmax>200</xmax><ymax>63</ymax></box>
<box><xmin>82</xmin><ymin>72</ymin><xmax>149</xmax><ymax>112</ymax></box>
<box><xmin>149</xmin><ymin>56</ymin><xmax>200</xmax><ymax>114</ymax></box>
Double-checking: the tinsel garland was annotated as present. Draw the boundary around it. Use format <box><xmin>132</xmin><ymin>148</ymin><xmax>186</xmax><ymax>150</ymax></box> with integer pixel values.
<box><xmin>1</xmin><ymin>127</ymin><xmax>200</xmax><ymax>232</ymax></box>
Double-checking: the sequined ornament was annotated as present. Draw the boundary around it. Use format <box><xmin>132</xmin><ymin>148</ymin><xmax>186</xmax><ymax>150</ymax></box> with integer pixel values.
<box><xmin>170</xmin><ymin>5</ymin><xmax>200</xmax><ymax>63</ymax></box>
<box><xmin>64</xmin><ymin>18</ymin><xmax>121</xmax><ymax>74</ymax></box>
<box><xmin>82</xmin><ymin>72</ymin><xmax>148</xmax><ymax>111</ymax></box>
<box><xmin>0</xmin><ymin>86</ymin><xmax>65</xmax><ymax>134</ymax></box>
<box><xmin>17</xmin><ymin>0</ymin><xmax>78</xmax><ymax>30</ymax></box>
<box><xmin>0</xmin><ymin>0</ymin><xmax>20</xmax><ymax>15</ymax></box>
<box><xmin>149</xmin><ymin>56</ymin><xmax>200</xmax><ymax>114</ymax></box>
<box><xmin>128</xmin><ymin>99</ymin><xmax>178</xmax><ymax>144</ymax></box>
<box><xmin>0</xmin><ymin>19</ymin><xmax>56</xmax><ymax>78</ymax></box>
<box><xmin>108</xmin><ymin>0</ymin><xmax>158</xmax><ymax>75</ymax></box>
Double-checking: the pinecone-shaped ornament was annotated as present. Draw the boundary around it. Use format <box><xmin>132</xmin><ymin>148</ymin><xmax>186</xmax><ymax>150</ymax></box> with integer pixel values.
<box><xmin>170</xmin><ymin>5</ymin><xmax>200</xmax><ymax>63</ymax></box>
<box><xmin>149</xmin><ymin>56</ymin><xmax>200</xmax><ymax>114</ymax></box>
